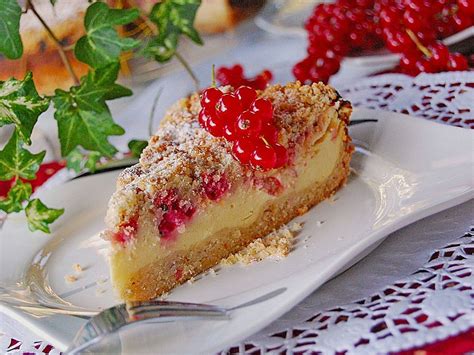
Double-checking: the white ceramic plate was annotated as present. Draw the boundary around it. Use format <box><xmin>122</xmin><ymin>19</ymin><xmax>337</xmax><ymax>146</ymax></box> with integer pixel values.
<box><xmin>1</xmin><ymin>107</ymin><xmax>472</xmax><ymax>353</ymax></box>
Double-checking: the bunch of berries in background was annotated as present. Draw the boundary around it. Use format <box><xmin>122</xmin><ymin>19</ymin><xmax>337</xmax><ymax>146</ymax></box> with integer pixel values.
<box><xmin>216</xmin><ymin>64</ymin><xmax>273</xmax><ymax>90</ymax></box>
<box><xmin>293</xmin><ymin>0</ymin><xmax>473</xmax><ymax>83</ymax></box>
<box><xmin>199</xmin><ymin>85</ymin><xmax>288</xmax><ymax>171</ymax></box>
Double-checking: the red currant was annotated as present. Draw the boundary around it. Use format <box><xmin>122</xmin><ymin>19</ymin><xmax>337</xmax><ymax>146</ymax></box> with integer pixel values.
<box><xmin>206</xmin><ymin>114</ymin><xmax>226</xmax><ymax>137</ymax></box>
<box><xmin>235</xmin><ymin>86</ymin><xmax>257</xmax><ymax>109</ymax></box>
<box><xmin>458</xmin><ymin>0</ymin><xmax>474</xmax><ymax>16</ymax></box>
<box><xmin>273</xmin><ymin>143</ymin><xmax>289</xmax><ymax>168</ymax></box>
<box><xmin>447</xmin><ymin>53</ymin><xmax>469</xmax><ymax>71</ymax></box>
<box><xmin>251</xmin><ymin>98</ymin><xmax>273</xmax><ymax>124</ymax></box>
<box><xmin>429</xmin><ymin>43</ymin><xmax>450</xmax><ymax>68</ymax></box>
<box><xmin>415</xmin><ymin>59</ymin><xmax>437</xmax><ymax>73</ymax></box>
<box><xmin>200</xmin><ymin>87</ymin><xmax>222</xmax><ymax>109</ymax></box>
<box><xmin>232</xmin><ymin>138</ymin><xmax>254</xmax><ymax>165</ymax></box>
<box><xmin>216</xmin><ymin>94</ymin><xmax>241</xmax><ymax>122</ymax></box>
<box><xmin>223</xmin><ymin>124</ymin><xmax>236</xmax><ymax>141</ymax></box>
<box><xmin>251</xmin><ymin>141</ymin><xmax>277</xmax><ymax>171</ymax></box>
<box><xmin>198</xmin><ymin>108</ymin><xmax>212</xmax><ymax>127</ymax></box>
<box><xmin>235</xmin><ymin>111</ymin><xmax>263</xmax><ymax>138</ymax></box>
<box><xmin>231</xmin><ymin>64</ymin><xmax>244</xmax><ymax>78</ymax></box>
<box><xmin>260</xmin><ymin>123</ymin><xmax>278</xmax><ymax>144</ymax></box>
<box><xmin>216</xmin><ymin>64</ymin><xmax>273</xmax><ymax>90</ymax></box>
<box><xmin>452</xmin><ymin>13</ymin><xmax>472</xmax><ymax>31</ymax></box>
<box><xmin>293</xmin><ymin>59</ymin><xmax>311</xmax><ymax>82</ymax></box>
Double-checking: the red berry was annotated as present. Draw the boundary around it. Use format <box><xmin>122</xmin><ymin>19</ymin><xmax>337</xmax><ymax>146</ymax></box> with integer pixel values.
<box><xmin>261</xmin><ymin>70</ymin><xmax>273</xmax><ymax>81</ymax></box>
<box><xmin>399</xmin><ymin>53</ymin><xmax>422</xmax><ymax>75</ymax></box>
<box><xmin>251</xmin><ymin>98</ymin><xmax>273</xmax><ymax>123</ymax></box>
<box><xmin>216</xmin><ymin>94</ymin><xmax>242</xmax><ymax>122</ymax></box>
<box><xmin>198</xmin><ymin>108</ymin><xmax>212</xmax><ymax>128</ymax></box>
<box><xmin>206</xmin><ymin>114</ymin><xmax>225</xmax><ymax>137</ymax></box>
<box><xmin>403</xmin><ymin>10</ymin><xmax>428</xmax><ymax>33</ymax></box>
<box><xmin>458</xmin><ymin>0</ymin><xmax>474</xmax><ymax>16</ymax></box>
<box><xmin>235</xmin><ymin>86</ymin><xmax>257</xmax><ymax>109</ymax></box>
<box><xmin>200</xmin><ymin>87</ymin><xmax>222</xmax><ymax>109</ymax></box>
<box><xmin>260</xmin><ymin>123</ymin><xmax>278</xmax><ymax>144</ymax></box>
<box><xmin>231</xmin><ymin>64</ymin><xmax>244</xmax><ymax>78</ymax></box>
<box><xmin>250</xmin><ymin>141</ymin><xmax>277</xmax><ymax>171</ymax></box>
<box><xmin>429</xmin><ymin>43</ymin><xmax>450</xmax><ymax>68</ymax></box>
<box><xmin>114</xmin><ymin>214</ymin><xmax>139</xmax><ymax>244</ymax></box>
<box><xmin>235</xmin><ymin>110</ymin><xmax>263</xmax><ymax>138</ymax></box>
<box><xmin>202</xmin><ymin>174</ymin><xmax>229</xmax><ymax>201</ymax></box>
<box><xmin>293</xmin><ymin>59</ymin><xmax>310</xmax><ymax>82</ymax></box>
<box><xmin>273</xmin><ymin>143</ymin><xmax>289</xmax><ymax>168</ymax></box>
<box><xmin>232</xmin><ymin>138</ymin><xmax>254</xmax><ymax>165</ymax></box>
<box><xmin>216</xmin><ymin>67</ymin><xmax>232</xmax><ymax>86</ymax></box>
<box><xmin>452</xmin><ymin>13</ymin><xmax>472</xmax><ymax>31</ymax></box>
<box><xmin>248</xmin><ymin>75</ymin><xmax>268</xmax><ymax>90</ymax></box>
<box><xmin>223</xmin><ymin>124</ymin><xmax>236</xmax><ymax>141</ymax></box>
<box><xmin>308</xmin><ymin>65</ymin><xmax>330</xmax><ymax>83</ymax></box>
<box><xmin>447</xmin><ymin>53</ymin><xmax>469</xmax><ymax>71</ymax></box>
<box><xmin>415</xmin><ymin>59</ymin><xmax>437</xmax><ymax>73</ymax></box>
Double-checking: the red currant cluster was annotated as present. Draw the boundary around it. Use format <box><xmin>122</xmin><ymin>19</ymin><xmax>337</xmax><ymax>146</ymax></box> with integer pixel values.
<box><xmin>199</xmin><ymin>86</ymin><xmax>288</xmax><ymax>171</ymax></box>
<box><xmin>216</xmin><ymin>64</ymin><xmax>274</xmax><ymax>90</ymax></box>
<box><xmin>294</xmin><ymin>0</ymin><xmax>472</xmax><ymax>83</ymax></box>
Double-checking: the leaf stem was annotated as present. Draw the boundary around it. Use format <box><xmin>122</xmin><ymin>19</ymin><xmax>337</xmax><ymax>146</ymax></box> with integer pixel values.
<box><xmin>175</xmin><ymin>51</ymin><xmax>200</xmax><ymax>92</ymax></box>
<box><xmin>27</xmin><ymin>0</ymin><xmax>79</xmax><ymax>85</ymax></box>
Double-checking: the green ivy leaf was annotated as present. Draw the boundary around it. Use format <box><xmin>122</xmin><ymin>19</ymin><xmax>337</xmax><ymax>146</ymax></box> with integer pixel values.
<box><xmin>0</xmin><ymin>180</ymin><xmax>32</xmax><ymax>213</ymax></box>
<box><xmin>144</xmin><ymin>0</ymin><xmax>202</xmax><ymax>62</ymax></box>
<box><xmin>0</xmin><ymin>130</ymin><xmax>46</xmax><ymax>181</ymax></box>
<box><xmin>52</xmin><ymin>63</ymin><xmax>131</xmax><ymax>157</ymax></box>
<box><xmin>0</xmin><ymin>72</ymin><xmax>50</xmax><ymax>144</ymax></box>
<box><xmin>50</xmin><ymin>0</ymin><xmax>57</xmax><ymax>5</ymax></box>
<box><xmin>25</xmin><ymin>198</ymin><xmax>64</xmax><ymax>233</ymax></box>
<box><xmin>0</xmin><ymin>0</ymin><xmax>23</xmax><ymax>59</ymax></box>
<box><xmin>128</xmin><ymin>139</ymin><xmax>147</xmax><ymax>158</ymax></box>
<box><xmin>66</xmin><ymin>148</ymin><xmax>101</xmax><ymax>173</ymax></box>
<box><xmin>75</xmin><ymin>2</ymin><xmax>140</xmax><ymax>69</ymax></box>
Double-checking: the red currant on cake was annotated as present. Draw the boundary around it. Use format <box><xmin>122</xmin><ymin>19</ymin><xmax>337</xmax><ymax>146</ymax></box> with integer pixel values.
<box><xmin>235</xmin><ymin>110</ymin><xmax>262</xmax><ymax>138</ymax></box>
<box><xmin>199</xmin><ymin>85</ymin><xmax>288</xmax><ymax>172</ymax></box>
<box><xmin>250</xmin><ymin>140</ymin><xmax>277</xmax><ymax>171</ymax></box>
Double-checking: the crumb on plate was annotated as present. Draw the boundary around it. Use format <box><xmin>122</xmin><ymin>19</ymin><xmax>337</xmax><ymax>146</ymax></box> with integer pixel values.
<box><xmin>65</xmin><ymin>275</ymin><xmax>78</xmax><ymax>283</ymax></box>
<box><xmin>73</xmin><ymin>263</ymin><xmax>83</xmax><ymax>273</ymax></box>
<box><xmin>221</xmin><ymin>223</ymin><xmax>301</xmax><ymax>265</ymax></box>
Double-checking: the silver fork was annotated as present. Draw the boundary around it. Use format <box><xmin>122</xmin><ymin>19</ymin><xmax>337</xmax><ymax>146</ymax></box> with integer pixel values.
<box><xmin>66</xmin><ymin>300</ymin><xmax>228</xmax><ymax>354</ymax></box>
<box><xmin>65</xmin><ymin>287</ymin><xmax>286</xmax><ymax>354</ymax></box>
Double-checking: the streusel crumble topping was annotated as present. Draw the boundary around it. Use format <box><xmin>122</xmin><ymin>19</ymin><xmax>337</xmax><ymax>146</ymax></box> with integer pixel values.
<box><xmin>105</xmin><ymin>82</ymin><xmax>350</xmax><ymax>240</ymax></box>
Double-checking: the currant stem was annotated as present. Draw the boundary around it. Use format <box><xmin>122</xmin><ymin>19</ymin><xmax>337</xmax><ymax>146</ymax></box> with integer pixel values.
<box><xmin>261</xmin><ymin>136</ymin><xmax>270</xmax><ymax>147</ymax></box>
<box><xmin>211</xmin><ymin>64</ymin><xmax>216</xmax><ymax>87</ymax></box>
<box><xmin>27</xmin><ymin>0</ymin><xmax>79</xmax><ymax>85</ymax></box>
<box><xmin>406</xmin><ymin>29</ymin><xmax>432</xmax><ymax>58</ymax></box>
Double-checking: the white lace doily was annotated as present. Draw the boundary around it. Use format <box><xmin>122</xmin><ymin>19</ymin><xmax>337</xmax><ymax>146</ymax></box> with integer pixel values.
<box><xmin>339</xmin><ymin>71</ymin><xmax>474</xmax><ymax>129</ymax></box>
<box><xmin>224</xmin><ymin>228</ymin><xmax>474</xmax><ymax>354</ymax></box>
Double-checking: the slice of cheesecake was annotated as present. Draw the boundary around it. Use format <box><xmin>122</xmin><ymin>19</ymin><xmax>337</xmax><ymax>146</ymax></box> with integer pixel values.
<box><xmin>103</xmin><ymin>81</ymin><xmax>353</xmax><ymax>301</ymax></box>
